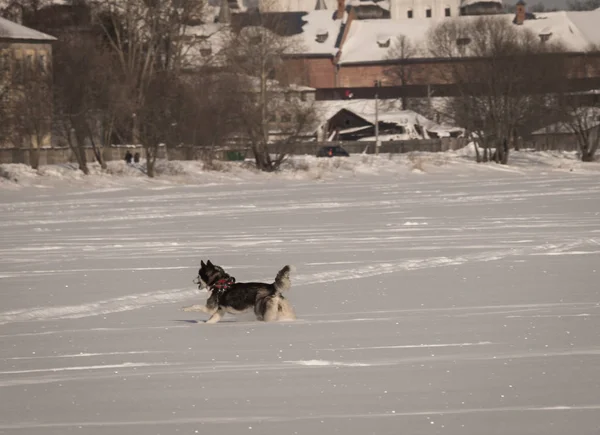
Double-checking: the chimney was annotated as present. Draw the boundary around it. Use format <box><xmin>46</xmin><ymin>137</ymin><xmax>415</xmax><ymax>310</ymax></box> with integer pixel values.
<box><xmin>514</xmin><ymin>0</ymin><xmax>526</xmax><ymax>25</ymax></box>
<box><xmin>315</xmin><ymin>0</ymin><xmax>327</xmax><ymax>10</ymax></box>
<box><xmin>219</xmin><ymin>0</ymin><xmax>231</xmax><ymax>24</ymax></box>
<box><xmin>337</xmin><ymin>0</ymin><xmax>345</xmax><ymax>19</ymax></box>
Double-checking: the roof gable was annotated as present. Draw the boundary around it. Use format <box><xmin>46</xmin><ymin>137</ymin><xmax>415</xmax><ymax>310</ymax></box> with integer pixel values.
<box><xmin>0</xmin><ymin>16</ymin><xmax>56</xmax><ymax>41</ymax></box>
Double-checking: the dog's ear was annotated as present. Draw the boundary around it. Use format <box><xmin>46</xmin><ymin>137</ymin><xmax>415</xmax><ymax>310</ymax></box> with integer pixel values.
<box><xmin>200</xmin><ymin>260</ymin><xmax>206</xmax><ymax>268</ymax></box>
<box><xmin>207</xmin><ymin>260</ymin><xmax>214</xmax><ymax>268</ymax></box>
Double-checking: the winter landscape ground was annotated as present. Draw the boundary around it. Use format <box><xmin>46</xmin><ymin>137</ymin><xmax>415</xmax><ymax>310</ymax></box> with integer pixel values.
<box><xmin>1</xmin><ymin>149</ymin><xmax>599</xmax><ymax>435</ymax></box>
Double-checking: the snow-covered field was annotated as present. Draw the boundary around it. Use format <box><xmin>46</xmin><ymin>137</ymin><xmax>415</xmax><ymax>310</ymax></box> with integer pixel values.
<box><xmin>1</xmin><ymin>150</ymin><xmax>599</xmax><ymax>434</ymax></box>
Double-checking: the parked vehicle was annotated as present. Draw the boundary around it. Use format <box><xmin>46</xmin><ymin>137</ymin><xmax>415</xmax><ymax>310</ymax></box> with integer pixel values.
<box><xmin>316</xmin><ymin>145</ymin><xmax>350</xmax><ymax>157</ymax></box>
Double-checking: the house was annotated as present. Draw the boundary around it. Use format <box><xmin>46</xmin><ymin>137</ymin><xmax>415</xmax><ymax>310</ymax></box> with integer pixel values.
<box><xmin>530</xmin><ymin>106</ymin><xmax>600</xmax><ymax>151</ymax></box>
<box><xmin>313</xmin><ymin>99</ymin><xmax>463</xmax><ymax>140</ymax></box>
<box><xmin>0</xmin><ymin>16</ymin><xmax>56</xmax><ymax>149</ymax></box>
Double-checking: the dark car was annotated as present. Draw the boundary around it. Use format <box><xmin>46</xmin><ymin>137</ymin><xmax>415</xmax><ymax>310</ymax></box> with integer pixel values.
<box><xmin>316</xmin><ymin>145</ymin><xmax>350</xmax><ymax>158</ymax></box>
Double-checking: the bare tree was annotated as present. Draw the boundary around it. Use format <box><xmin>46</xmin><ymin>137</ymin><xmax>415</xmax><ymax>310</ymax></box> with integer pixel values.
<box><xmin>567</xmin><ymin>0</ymin><xmax>600</xmax><ymax>10</ymax></box>
<box><xmin>93</xmin><ymin>0</ymin><xmax>204</xmax><ymax>177</ymax></box>
<box><xmin>562</xmin><ymin>106</ymin><xmax>600</xmax><ymax>161</ymax></box>
<box><xmin>385</xmin><ymin>35</ymin><xmax>417</xmax><ymax>110</ymax></box>
<box><xmin>53</xmin><ymin>30</ymin><xmax>127</xmax><ymax>173</ymax></box>
<box><xmin>428</xmin><ymin>16</ymin><xmax>567</xmax><ymax>164</ymax></box>
<box><xmin>553</xmin><ymin>44</ymin><xmax>600</xmax><ymax>162</ymax></box>
<box><xmin>176</xmin><ymin>71</ymin><xmax>242</xmax><ymax>159</ymax></box>
<box><xmin>8</xmin><ymin>53</ymin><xmax>53</xmax><ymax>169</ymax></box>
<box><xmin>221</xmin><ymin>24</ymin><xmax>315</xmax><ymax>171</ymax></box>
<box><xmin>0</xmin><ymin>31</ymin><xmax>10</xmax><ymax>146</ymax></box>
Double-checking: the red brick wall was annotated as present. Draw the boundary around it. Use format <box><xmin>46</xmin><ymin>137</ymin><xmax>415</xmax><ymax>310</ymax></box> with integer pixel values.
<box><xmin>337</xmin><ymin>62</ymin><xmax>454</xmax><ymax>87</ymax></box>
<box><xmin>281</xmin><ymin>57</ymin><xmax>337</xmax><ymax>88</ymax></box>
<box><xmin>286</xmin><ymin>53</ymin><xmax>600</xmax><ymax>89</ymax></box>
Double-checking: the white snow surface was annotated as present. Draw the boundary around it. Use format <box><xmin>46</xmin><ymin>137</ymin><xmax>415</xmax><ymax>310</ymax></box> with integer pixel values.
<box><xmin>1</xmin><ymin>149</ymin><xmax>600</xmax><ymax>434</ymax></box>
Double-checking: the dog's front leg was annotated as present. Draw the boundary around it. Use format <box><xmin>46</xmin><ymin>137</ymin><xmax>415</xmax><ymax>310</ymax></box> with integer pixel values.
<box><xmin>182</xmin><ymin>304</ymin><xmax>211</xmax><ymax>313</ymax></box>
<box><xmin>205</xmin><ymin>309</ymin><xmax>224</xmax><ymax>324</ymax></box>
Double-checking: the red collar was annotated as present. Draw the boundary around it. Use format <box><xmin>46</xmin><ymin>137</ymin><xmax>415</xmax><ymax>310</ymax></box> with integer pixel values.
<box><xmin>212</xmin><ymin>278</ymin><xmax>235</xmax><ymax>292</ymax></box>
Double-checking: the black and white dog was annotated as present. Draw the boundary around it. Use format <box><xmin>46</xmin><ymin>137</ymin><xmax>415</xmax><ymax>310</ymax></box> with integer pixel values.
<box><xmin>183</xmin><ymin>260</ymin><xmax>296</xmax><ymax>324</ymax></box>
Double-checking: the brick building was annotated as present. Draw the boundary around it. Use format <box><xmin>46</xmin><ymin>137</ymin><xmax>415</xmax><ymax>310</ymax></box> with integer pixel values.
<box><xmin>279</xmin><ymin>2</ymin><xmax>600</xmax><ymax>92</ymax></box>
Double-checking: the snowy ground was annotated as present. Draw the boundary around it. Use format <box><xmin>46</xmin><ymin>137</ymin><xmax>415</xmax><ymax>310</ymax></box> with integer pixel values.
<box><xmin>1</xmin><ymin>150</ymin><xmax>599</xmax><ymax>434</ymax></box>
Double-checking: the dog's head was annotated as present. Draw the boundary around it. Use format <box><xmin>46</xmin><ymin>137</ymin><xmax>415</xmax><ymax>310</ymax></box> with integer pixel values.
<box><xmin>194</xmin><ymin>260</ymin><xmax>230</xmax><ymax>290</ymax></box>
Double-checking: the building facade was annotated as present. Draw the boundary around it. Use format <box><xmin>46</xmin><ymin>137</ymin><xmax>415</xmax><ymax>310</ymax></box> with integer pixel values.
<box><xmin>0</xmin><ymin>16</ymin><xmax>56</xmax><ymax>150</ymax></box>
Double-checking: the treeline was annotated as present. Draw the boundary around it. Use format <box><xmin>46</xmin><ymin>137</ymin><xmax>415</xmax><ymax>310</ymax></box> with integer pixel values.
<box><xmin>1</xmin><ymin>0</ymin><xmax>314</xmax><ymax>175</ymax></box>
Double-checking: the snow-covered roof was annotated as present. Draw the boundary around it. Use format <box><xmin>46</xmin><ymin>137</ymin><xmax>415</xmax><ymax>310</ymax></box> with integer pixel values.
<box><xmin>349</xmin><ymin>0</ymin><xmax>390</xmax><ymax>10</ymax></box>
<box><xmin>259</xmin><ymin>0</ymin><xmax>338</xmax><ymax>12</ymax></box>
<box><xmin>336</xmin><ymin>9</ymin><xmax>600</xmax><ymax>64</ymax></box>
<box><xmin>314</xmin><ymin>99</ymin><xmax>462</xmax><ymax>134</ymax></box>
<box><xmin>0</xmin><ymin>16</ymin><xmax>56</xmax><ymax>41</ymax></box>
<box><xmin>292</xmin><ymin>9</ymin><xmax>342</xmax><ymax>56</ymax></box>
<box><xmin>460</xmin><ymin>0</ymin><xmax>502</xmax><ymax>7</ymax></box>
<box><xmin>561</xmin><ymin>10</ymin><xmax>600</xmax><ymax>49</ymax></box>
<box><xmin>338</xmin><ymin>18</ymin><xmax>429</xmax><ymax>63</ymax></box>
<box><xmin>182</xmin><ymin>23</ymin><xmax>231</xmax><ymax>68</ymax></box>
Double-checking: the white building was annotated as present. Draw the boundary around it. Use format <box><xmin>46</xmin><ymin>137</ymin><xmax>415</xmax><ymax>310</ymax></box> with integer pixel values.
<box><xmin>258</xmin><ymin>0</ymin><xmax>501</xmax><ymax>19</ymax></box>
<box><xmin>390</xmin><ymin>0</ymin><xmax>461</xmax><ymax>20</ymax></box>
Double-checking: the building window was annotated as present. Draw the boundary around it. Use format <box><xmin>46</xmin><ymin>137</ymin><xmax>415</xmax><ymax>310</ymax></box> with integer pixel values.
<box><xmin>0</xmin><ymin>51</ymin><xmax>9</xmax><ymax>72</ymax></box>
<box><xmin>426</xmin><ymin>7</ymin><xmax>432</xmax><ymax>17</ymax></box>
<box><xmin>376</xmin><ymin>37</ymin><xmax>391</xmax><ymax>48</ymax></box>
<box><xmin>37</xmin><ymin>53</ymin><xmax>47</xmax><ymax>71</ymax></box>
<box><xmin>445</xmin><ymin>7</ymin><xmax>451</xmax><ymax>16</ymax></box>
<box><xmin>199</xmin><ymin>45</ymin><xmax>212</xmax><ymax>56</ymax></box>
<box><xmin>407</xmin><ymin>9</ymin><xmax>413</xmax><ymax>18</ymax></box>
<box><xmin>315</xmin><ymin>30</ymin><xmax>329</xmax><ymax>43</ymax></box>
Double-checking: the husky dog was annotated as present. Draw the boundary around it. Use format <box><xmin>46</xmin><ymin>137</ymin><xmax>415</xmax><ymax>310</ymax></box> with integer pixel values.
<box><xmin>183</xmin><ymin>260</ymin><xmax>296</xmax><ymax>324</ymax></box>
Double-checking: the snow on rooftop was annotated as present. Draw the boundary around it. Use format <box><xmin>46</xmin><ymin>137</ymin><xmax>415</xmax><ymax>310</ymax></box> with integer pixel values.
<box><xmin>562</xmin><ymin>9</ymin><xmax>600</xmax><ymax>49</ymax></box>
<box><xmin>182</xmin><ymin>23</ymin><xmax>231</xmax><ymax>68</ymax></box>
<box><xmin>338</xmin><ymin>18</ymin><xmax>430</xmax><ymax>64</ymax></box>
<box><xmin>338</xmin><ymin>9</ymin><xmax>600</xmax><ymax>64</ymax></box>
<box><xmin>460</xmin><ymin>0</ymin><xmax>503</xmax><ymax>7</ymax></box>
<box><xmin>0</xmin><ymin>16</ymin><xmax>56</xmax><ymax>41</ymax></box>
<box><xmin>314</xmin><ymin>99</ymin><xmax>462</xmax><ymax>135</ymax></box>
<box><xmin>294</xmin><ymin>9</ymin><xmax>341</xmax><ymax>55</ymax></box>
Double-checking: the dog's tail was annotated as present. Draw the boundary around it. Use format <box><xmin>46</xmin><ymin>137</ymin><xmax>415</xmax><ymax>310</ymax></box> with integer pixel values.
<box><xmin>274</xmin><ymin>265</ymin><xmax>294</xmax><ymax>292</ymax></box>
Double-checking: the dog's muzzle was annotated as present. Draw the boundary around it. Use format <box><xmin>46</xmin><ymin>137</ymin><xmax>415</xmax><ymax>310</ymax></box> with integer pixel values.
<box><xmin>193</xmin><ymin>277</ymin><xmax>207</xmax><ymax>290</ymax></box>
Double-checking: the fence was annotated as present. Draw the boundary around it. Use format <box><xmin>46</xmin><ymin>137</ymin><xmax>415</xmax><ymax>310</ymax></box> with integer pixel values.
<box><xmin>0</xmin><ymin>136</ymin><xmax>582</xmax><ymax>165</ymax></box>
<box><xmin>0</xmin><ymin>145</ymin><xmax>164</xmax><ymax>166</ymax></box>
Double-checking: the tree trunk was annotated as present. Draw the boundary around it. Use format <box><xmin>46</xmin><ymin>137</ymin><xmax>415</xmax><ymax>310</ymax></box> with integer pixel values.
<box><xmin>500</xmin><ymin>138</ymin><xmax>509</xmax><ymax>165</ymax></box>
<box><xmin>474</xmin><ymin>141</ymin><xmax>481</xmax><ymax>163</ymax></box>
<box><xmin>146</xmin><ymin>146</ymin><xmax>156</xmax><ymax>178</ymax></box>
<box><xmin>68</xmin><ymin>122</ymin><xmax>90</xmax><ymax>175</ymax></box>
<box><xmin>30</xmin><ymin>148</ymin><xmax>40</xmax><ymax>170</ymax></box>
<box><xmin>86</xmin><ymin>123</ymin><xmax>107</xmax><ymax>170</ymax></box>
<box><xmin>581</xmin><ymin>150</ymin><xmax>594</xmax><ymax>162</ymax></box>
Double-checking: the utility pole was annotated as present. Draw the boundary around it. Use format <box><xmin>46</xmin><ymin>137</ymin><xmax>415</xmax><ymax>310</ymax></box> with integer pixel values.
<box><xmin>374</xmin><ymin>79</ymin><xmax>381</xmax><ymax>155</ymax></box>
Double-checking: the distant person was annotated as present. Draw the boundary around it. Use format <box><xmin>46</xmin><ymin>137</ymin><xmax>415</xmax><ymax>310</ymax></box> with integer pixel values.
<box><xmin>125</xmin><ymin>151</ymin><xmax>133</xmax><ymax>164</ymax></box>
<box><xmin>133</xmin><ymin>152</ymin><xmax>140</xmax><ymax>163</ymax></box>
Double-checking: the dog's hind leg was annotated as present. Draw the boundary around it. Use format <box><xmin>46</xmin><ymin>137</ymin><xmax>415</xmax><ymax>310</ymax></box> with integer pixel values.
<box><xmin>277</xmin><ymin>298</ymin><xmax>296</xmax><ymax>321</ymax></box>
<box><xmin>205</xmin><ymin>309</ymin><xmax>225</xmax><ymax>324</ymax></box>
<box><xmin>263</xmin><ymin>297</ymin><xmax>280</xmax><ymax>322</ymax></box>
